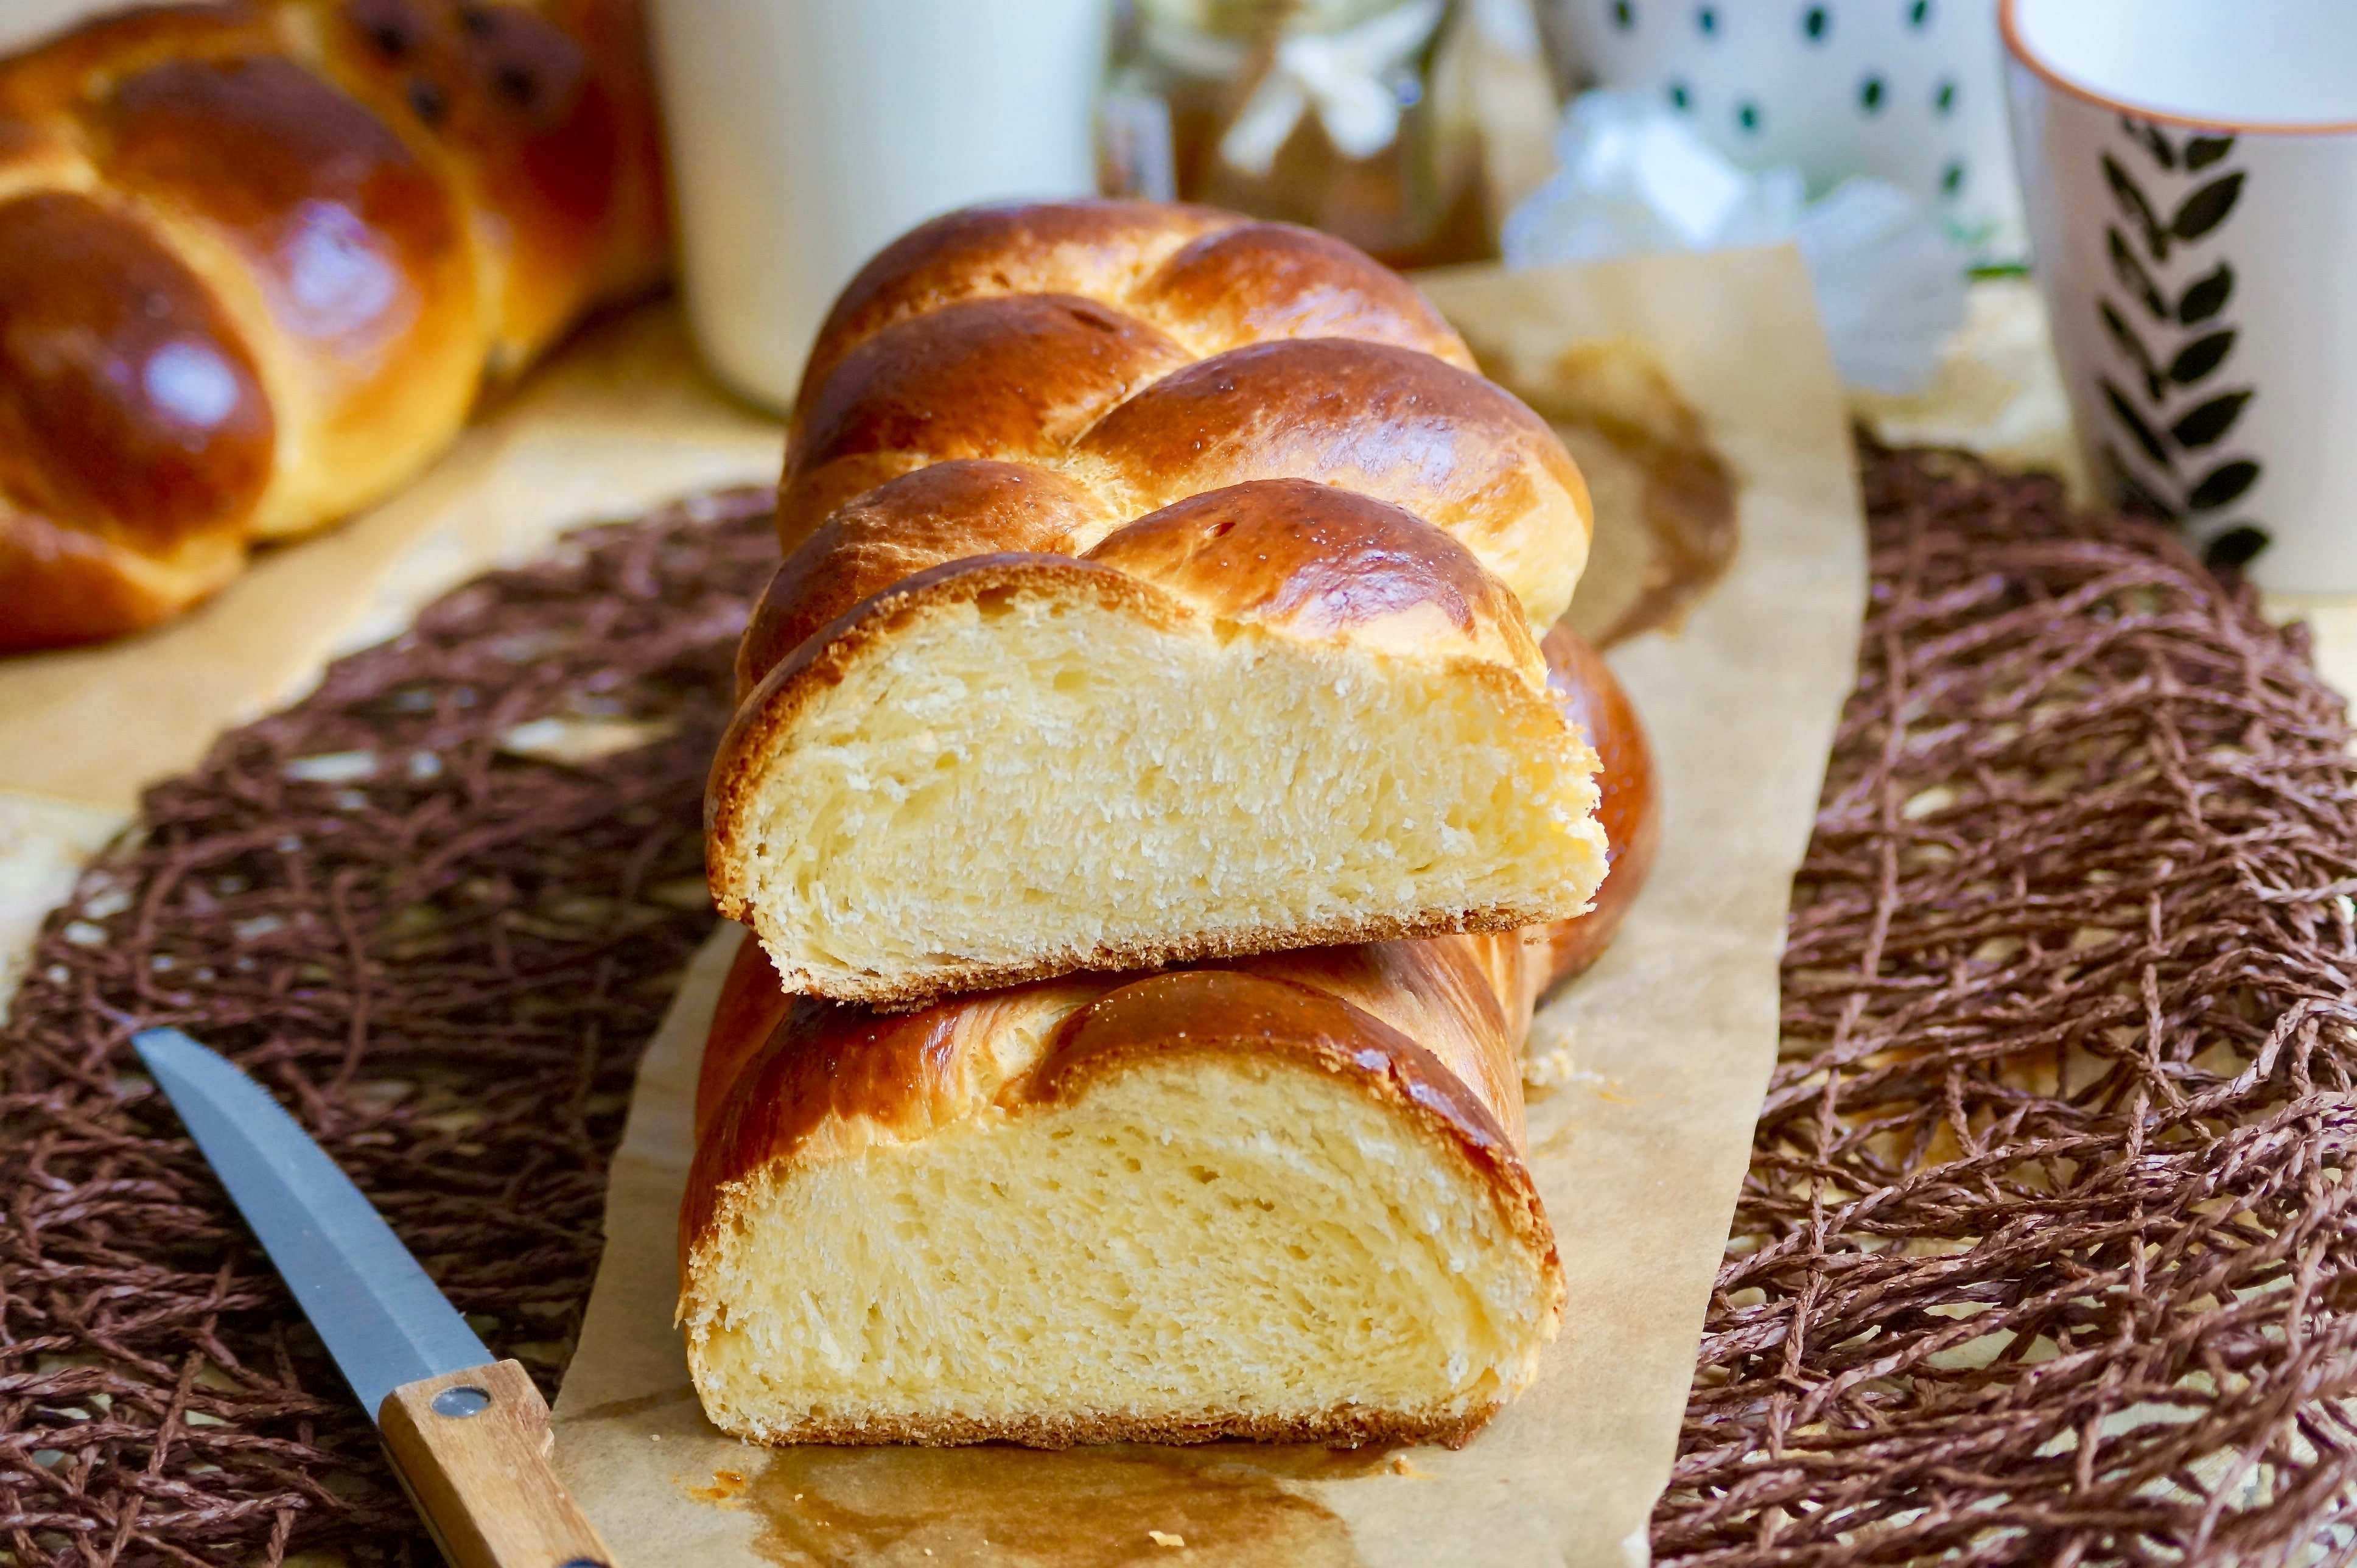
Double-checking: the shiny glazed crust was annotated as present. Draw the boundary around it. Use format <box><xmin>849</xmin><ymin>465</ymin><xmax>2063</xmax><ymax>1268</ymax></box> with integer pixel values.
<box><xmin>1536</xmin><ymin>623</ymin><xmax>1662</xmax><ymax>985</ymax></box>
<box><xmin>744</xmin><ymin>201</ymin><xmax>1591</xmax><ymax>637</ymax></box>
<box><xmin>0</xmin><ymin>0</ymin><xmax>667</xmax><ymax>651</ymax></box>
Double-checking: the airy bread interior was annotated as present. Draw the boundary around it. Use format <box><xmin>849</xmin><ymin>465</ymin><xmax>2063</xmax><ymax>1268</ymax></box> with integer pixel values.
<box><xmin>715</xmin><ymin>584</ymin><xmax>1605</xmax><ymax>1004</ymax></box>
<box><xmin>683</xmin><ymin>1054</ymin><xmax>1560</xmax><ymax>1447</ymax></box>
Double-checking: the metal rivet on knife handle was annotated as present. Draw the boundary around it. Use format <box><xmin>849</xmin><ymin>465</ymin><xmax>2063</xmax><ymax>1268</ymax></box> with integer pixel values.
<box><xmin>379</xmin><ymin>1360</ymin><xmax>617</xmax><ymax>1568</ymax></box>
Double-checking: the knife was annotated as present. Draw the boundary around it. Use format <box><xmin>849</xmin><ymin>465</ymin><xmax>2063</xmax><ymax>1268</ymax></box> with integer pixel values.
<box><xmin>134</xmin><ymin>1027</ymin><xmax>617</xmax><ymax>1568</ymax></box>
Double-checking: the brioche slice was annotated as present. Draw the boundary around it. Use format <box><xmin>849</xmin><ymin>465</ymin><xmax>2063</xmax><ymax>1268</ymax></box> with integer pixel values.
<box><xmin>681</xmin><ymin>934</ymin><xmax>1564</xmax><ymax>1448</ymax></box>
<box><xmin>708</xmin><ymin>480</ymin><xmax>1608</xmax><ymax>1009</ymax></box>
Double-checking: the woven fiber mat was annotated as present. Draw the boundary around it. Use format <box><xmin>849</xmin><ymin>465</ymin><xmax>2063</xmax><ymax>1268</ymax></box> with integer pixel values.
<box><xmin>2</xmin><ymin>449</ymin><xmax>2353</xmax><ymax>1567</ymax></box>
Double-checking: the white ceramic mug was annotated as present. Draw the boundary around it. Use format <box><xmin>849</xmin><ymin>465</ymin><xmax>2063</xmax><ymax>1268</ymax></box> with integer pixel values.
<box><xmin>649</xmin><ymin>0</ymin><xmax>1110</xmax><ymax>412</ymax></box>
<box><xmin>2003</xmin><ymin>0</ymin><xmax>2357</xmax><ymax>590</ymax></box>
<box><xmin>1544</xmin><ymin>0</ymin><xmax>2025</xmax><ymax>259</ymax></box>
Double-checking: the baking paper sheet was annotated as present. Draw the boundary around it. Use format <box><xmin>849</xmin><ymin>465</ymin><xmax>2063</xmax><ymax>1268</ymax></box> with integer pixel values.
<box><xmin>549</xmin><ymin>246</ymin><xmax>1866</xmax><ymax>1567</ymax></box>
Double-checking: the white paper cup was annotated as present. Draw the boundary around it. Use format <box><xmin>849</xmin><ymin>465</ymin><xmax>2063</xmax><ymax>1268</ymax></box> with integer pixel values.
<box><xmin>648</xmin><ymin>0</ymin><xmax>1110</xmax><ymax>412</ymax></box>
<box><xmin>2002</xmin><ymin>0</ymin><xmax>2357</xmax><ymax>589</ymax></box>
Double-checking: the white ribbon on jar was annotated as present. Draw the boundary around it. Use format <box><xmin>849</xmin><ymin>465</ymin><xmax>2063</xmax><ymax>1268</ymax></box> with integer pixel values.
<box><xmin>1143</xmin><ymin>0</ymin><xmax>1448</xmax><ymax>177</ymax></box>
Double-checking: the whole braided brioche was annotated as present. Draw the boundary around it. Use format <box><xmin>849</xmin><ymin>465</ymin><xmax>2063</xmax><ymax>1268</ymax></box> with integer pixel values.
<box><xmin>0</xmin><ymin>0</ymin><xmax>666</xmax><ymax>652</ymax></box>
<box><xmin>681</xmin><ymin>627</ymin><xmax>1658</xmax><ymax>1449</ymax></box>
<box><xmin>710</xmin><ymin>200</ymin><xmax>1606</xmax><ymax>1010</ymax></box>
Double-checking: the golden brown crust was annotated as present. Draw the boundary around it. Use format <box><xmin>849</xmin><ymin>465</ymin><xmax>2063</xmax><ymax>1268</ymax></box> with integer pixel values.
<box><xmin>780</xmin><ymin>295</ymin><xmax>1192</xmax><ymax>545</ymax></box>
<box><xmin>321</xmin><ymin>0</ymin><xmax>669</xmax><ymax>364</ymax></box>
<box><xmin>0</xmin><ymin>503</ymin><xmax>245</xmax><ymax>652</ymax></box>
<box><xmin>739</xmin><ymin>472</ymin><xmax>1543</xmax><ymax>703</ymax></box>
<box><xmin>1082</xmin><ymin>478</ymin><xmax>1542</xmax><ymax>678</ymax></box>
<box><xmin>0</xmin><ymin>190</ymin><xmax>275</xmax><ymax>653</ymax></box>
<box><xmin>791</xmin><ymin>198</ymin><xmax>1243</xmax><ymax>407</ymax></box>
<box><xmin>0</xmin><ymin>0</ymin><xmax>667</xmax><ymax>650</ymax></box>
<box><xmin>89</xmin><ymin>48</ymin><xmax>483</xmax><ymax>532</ymax></box>
<box><xmin>1077</xmin><ymin>339</ymin><xmax>1586</xmax><ymax>563</ymax></box>
<box><xmin>734</xmin><ymin>460</ymin><xmax>1115</xmax><ymax>701</ymax></box>
<box><xmin>1533</xmin><ymin>624</ymin><xmax>1660</xmax><ymax>985</ymax></box>
<box><xmin>757</xmin><ymin>199</ymin><xmax>1582</xmax><ymax>655</ymax></box>
<box><xmin>714</xmin><ymin>1390</ymin><xmax>1502</xmax><ymax>1452</ymax></box>
<box><xmin>1134</xmin><ymin>219</ymin><xmax>1476</xmax><ymax>369</ymax></box>
<box><xmin>1216</xmin><ymin>936</ymin><xmax>1531</xmax><ymax>1147</ymax></box>
<box><xmin>693</xmin><ymin>933</ymin><xmax>798</xmax><ymax>1141</ymax></box>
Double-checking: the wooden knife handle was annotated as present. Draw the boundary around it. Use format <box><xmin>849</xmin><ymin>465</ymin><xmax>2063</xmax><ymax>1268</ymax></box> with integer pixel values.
<box><xmin>379</xmin><ymin>1360</ymin><xmax>617</xmax><ymax>1568</ymax></box>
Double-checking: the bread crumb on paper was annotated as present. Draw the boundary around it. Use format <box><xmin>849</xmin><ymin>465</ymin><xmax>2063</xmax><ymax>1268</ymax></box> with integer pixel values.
<box><xmin>1523</xmin><ymin>1042</ymin><xmax>1594</xmax><ymax>1091</ymax></box>
<box><xmin>1148</xmin><ymin>1530</ymin><xmax>1186</xmax><ymax>1547</ymax></box>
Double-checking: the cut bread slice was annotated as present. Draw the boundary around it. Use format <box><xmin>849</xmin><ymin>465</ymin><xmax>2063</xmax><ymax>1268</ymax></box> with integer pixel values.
<box><xmin>681</xmin><ymin>945</ymin><xmax>1564</xmax><ymax>1448</ymax></box>
<box><xmin>707</xmin><ymin>480</ymin><xmax>1607</xmax><ymax>1008</ymax></box>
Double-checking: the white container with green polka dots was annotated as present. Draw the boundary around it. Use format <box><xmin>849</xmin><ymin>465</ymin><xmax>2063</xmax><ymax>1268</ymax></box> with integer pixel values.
<box><xmin>1543</xmin><ymin>0</ymin><xmax>2025</xmax><ymax>261</ymax></box>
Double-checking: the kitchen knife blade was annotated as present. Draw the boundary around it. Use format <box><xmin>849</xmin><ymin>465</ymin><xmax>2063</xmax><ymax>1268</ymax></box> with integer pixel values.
<box><xmin>133</xmin><ymin>1027</ymin><xmax>490</xmax><ymax>1417</ymax></box>
<box><xmin>135</xmin><ymin>1027</ymin><xmax>616</xmax><ymax>1568</ymax></box>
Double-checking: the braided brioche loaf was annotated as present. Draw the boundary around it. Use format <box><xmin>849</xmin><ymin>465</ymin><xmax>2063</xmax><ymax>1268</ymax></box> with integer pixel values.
<box><xmin>682</xmin><ymin>627</ymin><xmax>1658</xmax><ymax>1449</ymax></box>
<box><xmin>710</xmin><ymin>201</ymin><xmax>1607</xmax><ymax>1009</ymax></box>
<box><xmin>0</xmin><ymin>0</ymin><xmax>666</xmax><ymax>652</ymax></box>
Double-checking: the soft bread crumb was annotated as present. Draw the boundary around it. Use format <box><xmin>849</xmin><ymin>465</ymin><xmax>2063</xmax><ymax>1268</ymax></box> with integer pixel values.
<box><xmin>683</xmin><ymin>1055</ymin><xmax>1558</xmax><ymax>1444</ymax></box>
<box><xmin>722</xmin><ymin>589</ymin><xmax>1602</xmax><ymax>1002</ymax></box>
<box><xmin>1523</xmin><ymin>1043</ymin><xmax>1584</xmax><ymax>1091</ymax></box>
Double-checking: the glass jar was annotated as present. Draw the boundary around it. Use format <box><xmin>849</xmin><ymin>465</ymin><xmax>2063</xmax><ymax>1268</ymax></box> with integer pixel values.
<box><xmin>1101</xmin><ymin>0</ymin><xmax>1557</xmax><ymax>269</ymax></box>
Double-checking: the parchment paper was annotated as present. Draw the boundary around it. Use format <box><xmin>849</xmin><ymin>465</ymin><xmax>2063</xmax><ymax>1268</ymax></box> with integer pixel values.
<box><xmin>550</xmin><ymin>245</ymin><xmax>1865</xmax><ymax>1568</ymax></box>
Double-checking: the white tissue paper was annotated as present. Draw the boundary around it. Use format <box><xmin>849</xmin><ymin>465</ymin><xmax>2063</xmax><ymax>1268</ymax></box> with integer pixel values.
<box><xmin>1503</xmin><ymin>92</ymin><xmax>1967</xmax><ymax>393</ymax></box>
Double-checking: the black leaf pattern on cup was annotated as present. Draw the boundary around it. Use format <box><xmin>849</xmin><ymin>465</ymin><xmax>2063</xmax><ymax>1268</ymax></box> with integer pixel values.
<box><xmin>2184</xmin><ymin>135</ymin><xmax>2235</xmax><ymax>172</ymax></box>
<box><xmin>2187</xmin><ymin>458</ymin><xmax>2261</xmax><ymax>511</ymax></box>
<box><xmin>2094</xmin><ymin>122</ymin><xmax>2263</xmax><ymax>565</ymax></box>
<box><xmin>2100</xmin><ymin>301</ymin><xmax>2168</xmax><ymax>401</ymax></box>
<box><xmin>2203</xmin><ymin>525</ymin><xmax>2269</xmax><ymax>569</ymax></box>
<box><xmin>2120</xmin><ymin>115</ymin><xmax>2177</xmax><ymax>168</ymax></box>
<box><xmin>2170</xmin><ymin>173</ymin><xmax>2244</xmax><ymax>242</ymax></box>
<box><xmin>2107</xmin><ymin>229</ymin><xmax>2169</xmax><ymax>318</ymax></box>
<box><xmin>2169</xmin><ymin>390</ymin><xmax>2252</xmax><ymax>449</ymax></box>
<box><xmin>2177</xmin><ymin>262</ymin><xmax>2234</xmax><ymax>324</ymax></box>
<box><xmin>2103</xmin><ymin>378</ymin><xmax>2173</xmax><ymax>467</ymax></box>
<box><xmin>2101</xmin><ymin>447</ymin><xmax>2180</xmax><ymax>520</ymax></box>
<box><xmin>2169</xmin><ymin>330</ymin><xmax>2236</xmax><ymax>385</ymax></box>
<box><xmin>2101</xmin><ymin>154</ymin><xmax>2169</xmax><ymax>259</ymax></box>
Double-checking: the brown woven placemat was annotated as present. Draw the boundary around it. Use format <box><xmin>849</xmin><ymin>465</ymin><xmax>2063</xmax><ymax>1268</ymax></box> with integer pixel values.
<box><xmin>2</xmin><ymin>449</ymin><xmax>2353</xmax><ymax>1566</ymax></box>
<box><xmin>0</xmin><ymin>489</ymin><xmax>773</xmax><ymax>1566</ymax></box>
<box><xmin>1655</xmin><ymin>443</ymin><xmax>2357</xmax><ymax>1566</ymax></box>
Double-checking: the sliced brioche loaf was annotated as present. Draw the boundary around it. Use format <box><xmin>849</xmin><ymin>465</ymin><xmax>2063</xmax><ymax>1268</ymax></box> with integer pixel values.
<box><xmin>706</xmin><ymin>200</ymin><xmax>1602</xmax><ymax>1007</ymax></box>
<box><xmin>681</xmin><ymin>933</ymin><xmax>1563</xmax><ymax>1449</ymax></box>
<box><xmin>710</xmin><ymin>478</ymin><xmax>1606</xmax><ymax>1008</ymax></box>
<box><xmin>681</xmin><ymin>625</ymin><xmax>1658</xmax><ymax>1450</ymax></box>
